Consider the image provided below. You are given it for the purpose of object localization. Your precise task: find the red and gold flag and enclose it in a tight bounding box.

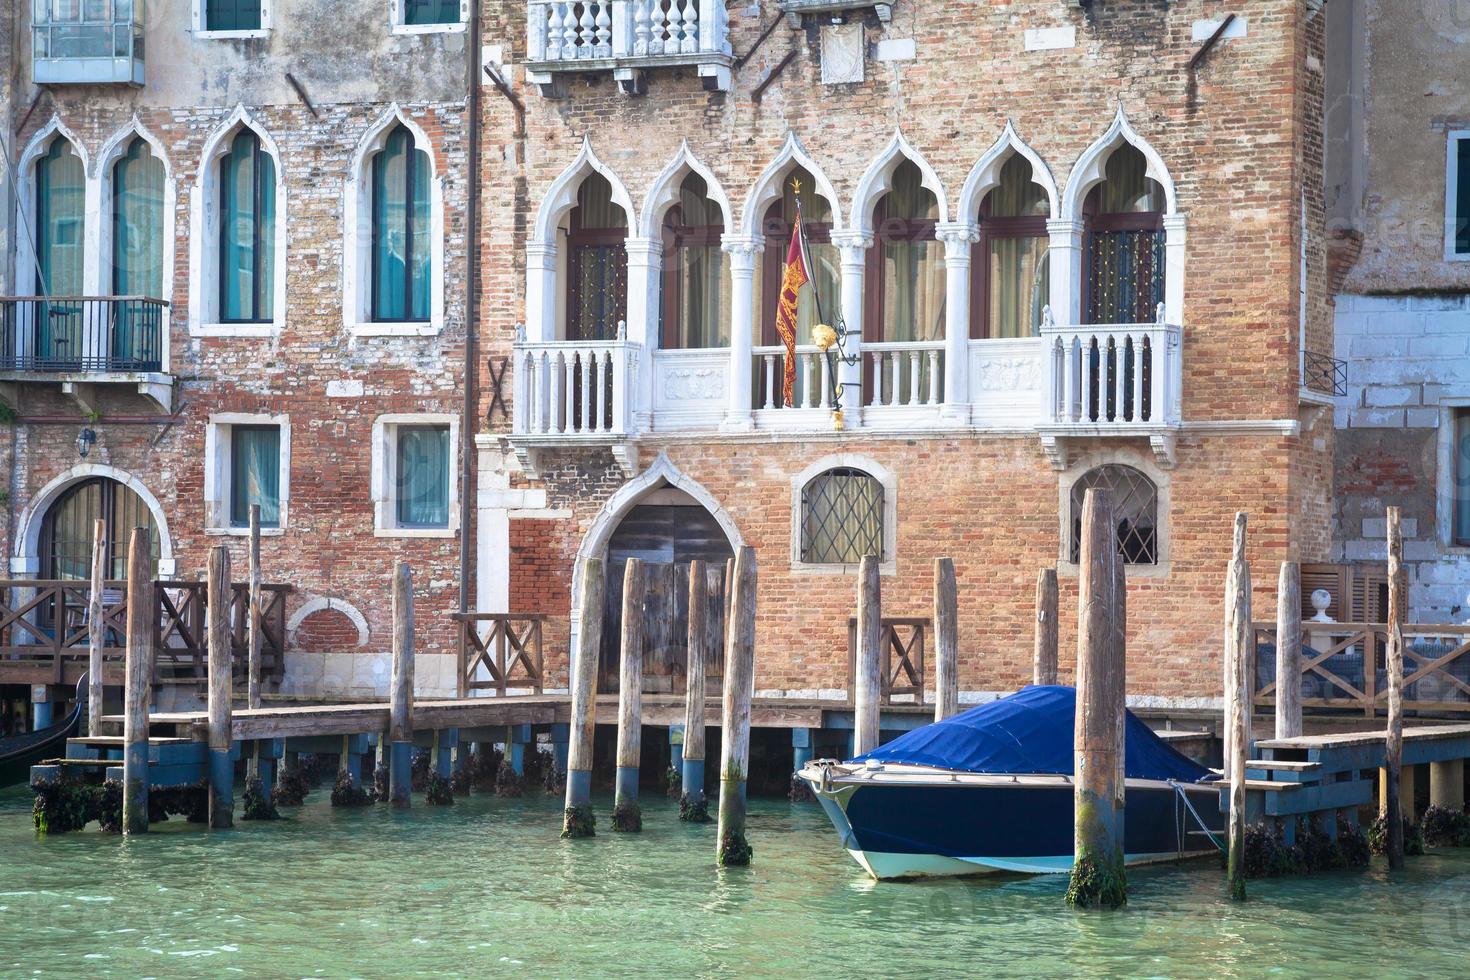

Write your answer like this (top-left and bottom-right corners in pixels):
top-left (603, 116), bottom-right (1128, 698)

top-left (773, 212), bottom-right (811, 407)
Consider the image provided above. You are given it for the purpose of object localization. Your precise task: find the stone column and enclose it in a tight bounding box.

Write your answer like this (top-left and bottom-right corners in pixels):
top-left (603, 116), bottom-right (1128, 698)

top-left (524, 242), bottom-right (558, 343)
top-left (721, 235), bottom-right (761, 430)
top-left (935, 222), bottom-right (978, 419)
top-left (1162, 215), bottom-right (1188, 325)
top-left (832, 232), bottom-right (872, 421)
top-left (1046, 219), bottom-right (1085, 327)
top-left (624, 236), bottom-right (662, 433)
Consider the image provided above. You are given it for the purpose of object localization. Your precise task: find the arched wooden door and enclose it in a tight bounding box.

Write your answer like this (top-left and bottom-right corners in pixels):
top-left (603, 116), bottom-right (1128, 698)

top-left (39, 477), bottom-right (159, 581)
top-left (599, 501), bottom-right (733, 694)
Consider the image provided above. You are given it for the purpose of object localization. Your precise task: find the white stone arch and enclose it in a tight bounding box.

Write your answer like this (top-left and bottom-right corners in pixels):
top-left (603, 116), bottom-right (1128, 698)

top-left (739, 131), bottom-right (845, 238)
top-left (530, 137), bottom-right (636, 245)
top-left (849, 129), bottom-right (950, 235)
top-left (957, 120), bottom-right (1060, 223)
top-left (1061, 106), bottom-right (1179, 219)
top-left (343, 104), bottom-right (447, 338)
top-left (188, 104), bottom-right (289, 337)
top-left (637, 140), bottom-right (734, 239)
top-left (286, 596), bottom-right (371, 649)
top-left (14, 116), bottom-right (92, 302)
top-left (567, 453), bottom-right (745, 653)
top-left (12, 463), bottom-right (176, 577)
top-left (789, 454), bottom-right (899, 575)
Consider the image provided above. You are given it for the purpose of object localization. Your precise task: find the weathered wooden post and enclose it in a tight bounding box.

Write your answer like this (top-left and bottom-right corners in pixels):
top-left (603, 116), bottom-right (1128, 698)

top-left (122, 527), bottom-right (152, 836)
top-left (87, 518), bottom-right (106, 737)
top-left (207, 545), bottom-right (234, 829)
top-left (1066, 488), bottom-right (1126, 909)
top-left (1385, 506), bottom-right (1407, 871)
top-left (1225, 513), bottom-right (1252, 902)
top-left (854, 553), bottom-right (882, 756)
top-left (389, 561), bottom-right (414, 807)
top-left (1034, 568), bottom-right (1059, 686)
top-left (681, 559), bottom-right (710, 821)
top-left (934, 557), bottom-right (958, 721)
top-left (717, 545), bottom-right (756, 866)
top-left (563, 556), bottom-right (604, 837)
top-left (1275, 561), bottom-right (1302, 740)
top-left (248, 503), bottom-right (263, 710)
top-left (613, 557), bottom-right (645, 832)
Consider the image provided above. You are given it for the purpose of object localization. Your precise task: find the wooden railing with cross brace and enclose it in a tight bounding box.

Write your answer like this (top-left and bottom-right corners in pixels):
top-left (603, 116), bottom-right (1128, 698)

top-left (847, 616), bottom-right (928, 706)
top-left (1253, 621), bottom-right (1470, 717)
top-left (452, 613), bottom-right (547, 698)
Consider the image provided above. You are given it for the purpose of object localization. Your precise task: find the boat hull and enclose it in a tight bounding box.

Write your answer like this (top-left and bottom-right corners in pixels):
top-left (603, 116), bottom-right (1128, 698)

top-left (803, 767), bottom-right (1223, 880)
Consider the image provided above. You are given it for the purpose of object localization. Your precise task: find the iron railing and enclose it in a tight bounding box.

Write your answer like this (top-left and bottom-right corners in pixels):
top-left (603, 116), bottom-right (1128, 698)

top-left (1303, 348), bottom-right (1347, 397)
top-left (0, 297), bottom-right (166, 373)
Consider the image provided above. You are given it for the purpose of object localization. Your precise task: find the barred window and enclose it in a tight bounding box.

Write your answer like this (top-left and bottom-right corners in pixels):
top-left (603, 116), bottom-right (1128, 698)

top-left (1069, 464), bottom-right (1158, 565)
top-left (800, 468), bottom-right (884, 564)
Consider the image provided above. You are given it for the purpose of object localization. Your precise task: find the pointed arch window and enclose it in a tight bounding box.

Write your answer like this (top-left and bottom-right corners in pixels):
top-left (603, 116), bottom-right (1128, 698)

top-left (565, 174), bottom-right (628, 341)
top-left (1084, 146), bottom-right (1165, 325)
top-left (112, 137), bottom-right (166, 299)
top-left (659, 172), bottom-right (729, 349)
top-left (35, 139), bottom-right (85, 297)
top-left (218, 129), bottom-right (276, 324)
top-left (370, 125), bottom-right (431, 323)
top-left (756, 169), bottom-right (839, 406)
top-left (972, 154), bottom-right (1050, 339)
top-left (868, 160), bottom-right (944, 345)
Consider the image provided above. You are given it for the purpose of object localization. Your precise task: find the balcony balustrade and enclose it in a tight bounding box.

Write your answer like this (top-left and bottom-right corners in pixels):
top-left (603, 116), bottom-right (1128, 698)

top-left (524, 0), bottom-right (733, 95)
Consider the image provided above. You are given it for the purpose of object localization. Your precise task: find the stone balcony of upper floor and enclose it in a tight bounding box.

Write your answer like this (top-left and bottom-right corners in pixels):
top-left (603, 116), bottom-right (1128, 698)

top-left (31, 1), bottom-right (145, 86)
top-left (0, 297), bottom-right (174, 414)
top-left (523, 0), bottom-right (734, 96)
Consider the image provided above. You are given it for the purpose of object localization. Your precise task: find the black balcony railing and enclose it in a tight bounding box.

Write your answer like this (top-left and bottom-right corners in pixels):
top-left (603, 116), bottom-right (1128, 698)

top-left (1303, 348), bottom-right (1347, 397)
top-left (0, 297), bottom-right (166, 373)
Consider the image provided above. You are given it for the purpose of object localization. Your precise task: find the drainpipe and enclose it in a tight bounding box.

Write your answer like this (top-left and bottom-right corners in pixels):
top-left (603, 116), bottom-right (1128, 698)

top-left (459, 0), bottom-right (483, 616)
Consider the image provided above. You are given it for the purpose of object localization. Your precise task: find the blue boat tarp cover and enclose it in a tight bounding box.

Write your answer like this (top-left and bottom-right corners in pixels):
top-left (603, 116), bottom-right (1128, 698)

top-left (854, 685), bottom-right (1215, 783)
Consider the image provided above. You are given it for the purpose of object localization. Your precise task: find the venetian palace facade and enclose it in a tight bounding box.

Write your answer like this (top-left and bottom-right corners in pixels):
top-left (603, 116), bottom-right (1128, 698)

top-left (1, 0), bottom-right (1337, 724)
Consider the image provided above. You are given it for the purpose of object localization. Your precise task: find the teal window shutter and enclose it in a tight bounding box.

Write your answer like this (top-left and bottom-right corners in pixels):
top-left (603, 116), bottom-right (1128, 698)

top-left (231, 425), bottom-right (281, 528)
top-left (404, 0), bottom-right (460, 26)
top-left (206, 0), bottom-right (263, 32)
top-left (371, 125), bottom-right (431, 322)
top-left (395, 426), bottom-right (450, 528)
top-left (219, 130), bottom-right (275, 322)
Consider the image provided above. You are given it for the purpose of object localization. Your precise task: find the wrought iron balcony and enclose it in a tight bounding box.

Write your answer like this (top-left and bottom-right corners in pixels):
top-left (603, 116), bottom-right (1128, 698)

top-left (1302, 348), bottom-right (1347, 398)
top-left (524, 1), bottom-right (733, 96)
top-left (0, 297), bottom-right (172, 412)
top-left (32, 0), bottom-right (145, 86)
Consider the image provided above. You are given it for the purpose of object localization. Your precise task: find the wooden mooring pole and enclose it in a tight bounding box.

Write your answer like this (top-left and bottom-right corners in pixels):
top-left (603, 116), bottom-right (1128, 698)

top-left (613, 558), bottom-right (645, 832)
top-left (563, 557), bottom-right (604, 837)
top-left (87, 518), bottom-right (106, 737)
top-left (207, 545), bottom-right (234, 829)
top-left (1385, 507), bottom-right (1407, 871)
top-left (717, 545), bottom-right (756, 866)
top-left (1034, 567), bottom-right (1059, 686)
top-left (1066, 488), bottom-right (1126, 909)
top-left (853, 554), bottom-right (882, 757)
top-left (933, 558), bottom-right (958, 722)
top-left (1225, 513), bottom-right (1252, 902)
top-left (248, 503), bottom-right (263, 711)
top-left (122, 527), bottom-right (152, 836)
top-left (1275, 561), bottom-right (1302, 740)
top-left (681, 559), bottom-right (710, 819)
top-left (388, 562), bottom-right (414, 807)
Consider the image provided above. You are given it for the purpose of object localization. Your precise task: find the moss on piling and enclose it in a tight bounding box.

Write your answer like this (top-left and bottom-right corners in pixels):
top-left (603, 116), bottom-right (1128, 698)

top-left (611, 799), bottom-right (642, 832)
top-left (788, 772), bottom-right (816, 804)
top-left (678, 793), bottom-right (710, 823)
top-left (241, 775), bottom-right (280, 821)
top-left (331, 771), bottom-right (374, 807)
top-left (31, 783), bottom-right (99, 834)
top-left (664, 765), bottom-right (681, 799)
top-left (1065, 851), bottom-right (1128, 909)
top-left (1421, 805), bottom-right (1470, 847)
top-left (1337, 817), bottom-right (1371, 867)
top-left (373, 764), bottom-right (390, 803)
top-left (543, 762), bottom-right (566, 796)
top-left (562, 803), bottom-right (596, 838)
top-left (495, 758), bottom-right (525, 797)
top-left (274, 763), bottom-right (308, 806)
top-left (471, 747), bottom-right (504, 792)
top-left (717, 830), bottom-right (753, 867)
top-left (425, 771), bottom-right (454, 806)
top-left (450, 763), bottom-right (473, 796)
top-left (1369, 813), bottom-right (1425, 857)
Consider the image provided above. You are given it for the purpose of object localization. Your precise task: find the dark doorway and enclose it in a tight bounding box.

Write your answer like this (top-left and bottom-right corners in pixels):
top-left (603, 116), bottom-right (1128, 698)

top-left (39, 477), bottom-right (159, 581)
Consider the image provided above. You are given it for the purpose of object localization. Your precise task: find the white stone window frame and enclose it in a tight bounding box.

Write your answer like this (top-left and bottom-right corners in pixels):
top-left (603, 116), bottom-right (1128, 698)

top-left (343, 105), bottom-right (447, 338)
top-left (1056, 448), bottom-right (1171, 580)
top-left (192, 0), bottom-right (273, 39)
top-left (789, 454), bottom-right (898, 576)
top-left (204, 412), bottom-right (291, 536)
top-left (390, 0), bottom-right (469, 35)
top-left (1444, 129), bottom-right (1470, 263)
top-left (371, 413), bottom-right (460, 538)
top-left (188, 105), bottom-right (289, 339)
top-left (1436, 399), bottom-right (1470, 553)
top-left (14, 117), bottom-right (93, 304)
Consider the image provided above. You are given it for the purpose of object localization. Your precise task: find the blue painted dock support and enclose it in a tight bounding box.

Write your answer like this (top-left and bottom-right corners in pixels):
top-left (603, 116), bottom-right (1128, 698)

top-left (550, 723), bottom-right (569, 776)
top-left (436, 729), bottom-right (457, 779)
top-left (509, 724), bottom-right (532, 776)
top-left (31, 687), bottom-right (53, 731)
top-left (669, 724), bottom-right (685, 777)
top-left (792, 728), bottom-right (814, 771)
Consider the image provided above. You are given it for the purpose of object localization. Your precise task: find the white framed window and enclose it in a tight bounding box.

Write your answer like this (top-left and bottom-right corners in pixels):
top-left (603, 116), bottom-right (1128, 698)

top-left (1445, 130), bottom-right (1470, 262)
top-left (391, 0), bottom-right (468, 34)
top-left (193, 0), bottom-right (272, 39)
top-left (789, 455), bottom-right (897, 574)
top-left (371, 414), bottom-right (460, 537)
top-left (1436, 401), bottom-right (1470, 552)
top-left (1056, 449), bottom-right (1171, 578)
top-left (204, 414), bottom-right (291, 535)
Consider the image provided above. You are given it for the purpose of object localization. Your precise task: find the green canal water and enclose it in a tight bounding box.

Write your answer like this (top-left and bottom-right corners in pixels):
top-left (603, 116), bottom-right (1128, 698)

top-left (3, 785), bottom-right (1469, 978)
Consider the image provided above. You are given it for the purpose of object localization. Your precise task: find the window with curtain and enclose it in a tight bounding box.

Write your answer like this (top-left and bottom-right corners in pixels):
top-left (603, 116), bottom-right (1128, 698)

top-left (404, 0), bottom-right (460, 25)
top-left (1084, 146), bottom-right (1165, 325)
top-left (1069, 464), bottom-right (1159, 565)
top-left (660, 173), bottom-right (729, 349)
top-left (113, 137), bottom-right (165, 298)
top-left (566, 174), bottom-right (628, 342)
top-left (35, 138), bottom-right (85, 297)
top-left (206, 0), bottom-right (263, 31)
top-left (371, 125), bottom-right (431, 322)
top-left (230, 425), bottom-right (281, 528)
top-left (395, 425), bottom-right (450, 528)
top-left (973, 154), bottom-right (1050, 339)
top-left (219, 129), bottom-right (276, 323)
top-left (1455, 409), bottom-right (1470, 546)
top-left (758, 168), bottom-right (839, 406)
top-left (870, 160), bottom-right (944, 344)
top-left (800, 468), bottom-right (884, 565)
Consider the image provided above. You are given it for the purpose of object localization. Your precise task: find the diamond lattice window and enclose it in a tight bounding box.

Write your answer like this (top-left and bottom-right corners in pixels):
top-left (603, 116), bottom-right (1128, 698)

top-left (801, 468), bottom-right (884, 565)
top-left (1069, 464), bottom-right (1159, 565)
